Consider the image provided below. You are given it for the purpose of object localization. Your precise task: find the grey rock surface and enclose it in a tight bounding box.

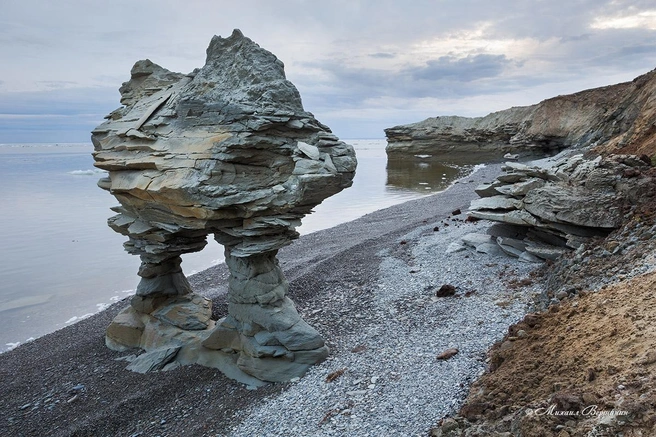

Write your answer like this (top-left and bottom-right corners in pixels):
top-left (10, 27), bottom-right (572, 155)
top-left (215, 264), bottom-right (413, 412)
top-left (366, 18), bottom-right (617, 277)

top-left (466, 153), bottom-right (653, 262)
top-left (92, 30), bottom-right (356, 382)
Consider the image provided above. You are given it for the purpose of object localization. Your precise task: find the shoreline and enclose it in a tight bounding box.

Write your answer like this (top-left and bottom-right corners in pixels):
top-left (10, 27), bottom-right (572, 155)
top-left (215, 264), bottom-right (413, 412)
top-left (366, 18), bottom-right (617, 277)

top-left (0, 162), bottom-right (544, 436)
top-left (0, 159), bottom-right (484, 354)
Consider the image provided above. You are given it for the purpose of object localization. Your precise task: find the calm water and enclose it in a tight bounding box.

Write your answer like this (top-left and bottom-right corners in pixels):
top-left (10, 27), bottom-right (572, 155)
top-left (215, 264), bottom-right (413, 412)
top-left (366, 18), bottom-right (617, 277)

top-left (0, 139), bottom-right (477, 351)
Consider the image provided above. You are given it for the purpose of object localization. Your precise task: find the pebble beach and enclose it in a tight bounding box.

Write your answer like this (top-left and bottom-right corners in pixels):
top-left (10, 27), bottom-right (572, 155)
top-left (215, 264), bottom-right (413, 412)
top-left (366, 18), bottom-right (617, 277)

top-left (0, 163), bottom-right (544, 436)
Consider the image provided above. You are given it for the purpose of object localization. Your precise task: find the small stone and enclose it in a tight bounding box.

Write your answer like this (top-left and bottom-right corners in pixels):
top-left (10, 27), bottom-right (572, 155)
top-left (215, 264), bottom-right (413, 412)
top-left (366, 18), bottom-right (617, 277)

top-left (517, 330), bottom-right (527, 338)
top-left (436, 348), bottom-right (459, 360)
top-left (445, 242), bottom-right (466, 254)
top-left (441, 417), bottom-right (460, 432)
top-left (556, 290), bottom-right (569, 300)
top-left (325, 368), bottom-right (346, 383)
top-left (435, 284), bottom-right (456, 297)
top-left (451, 208), bottom-right (461, 216)
top-left (126, 347), bottom-right (181, 373)
top-left (638, 351), bottom-right (656, 365)
top-left (523, 313), bottom-right (540, 327)
top-left (297, 141), bottom-right (321, 160)
top-left (461, 233), bottom-right (492, 248)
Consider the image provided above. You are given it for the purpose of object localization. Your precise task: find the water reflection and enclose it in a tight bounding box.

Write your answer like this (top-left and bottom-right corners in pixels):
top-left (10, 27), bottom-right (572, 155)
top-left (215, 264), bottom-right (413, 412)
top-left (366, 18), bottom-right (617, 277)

top-left (386, 156), bottom-right (470, 193)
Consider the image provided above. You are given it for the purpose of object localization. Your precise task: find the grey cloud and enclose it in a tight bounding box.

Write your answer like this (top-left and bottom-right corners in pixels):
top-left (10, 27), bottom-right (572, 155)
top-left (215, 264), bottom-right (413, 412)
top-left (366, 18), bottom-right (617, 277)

top-left (298, 53), bottom-right (515, 110)
top-left (37, 81), bottom-right (80, 89)
top-left (589, 43), bottom-right (656, 69)
top-left (410, 54), bottom-right (511, 82)
top-left (369, 53), bottom-right (396, 59)
top-left (560, 34), bottom-right (592, 43)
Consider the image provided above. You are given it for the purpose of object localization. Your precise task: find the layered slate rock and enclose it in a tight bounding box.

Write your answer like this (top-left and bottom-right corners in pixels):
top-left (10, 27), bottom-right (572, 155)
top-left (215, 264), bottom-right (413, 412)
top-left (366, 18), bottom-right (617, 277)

top-left (92, 30), bottom-right (356, 383)
top-left (465, 154), bottom-right (653, 261)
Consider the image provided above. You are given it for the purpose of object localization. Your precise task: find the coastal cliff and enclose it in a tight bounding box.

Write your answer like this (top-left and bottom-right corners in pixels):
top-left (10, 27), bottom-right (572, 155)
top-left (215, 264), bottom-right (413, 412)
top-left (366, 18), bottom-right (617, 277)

top-left (385, 68), bottom-right (656, 160)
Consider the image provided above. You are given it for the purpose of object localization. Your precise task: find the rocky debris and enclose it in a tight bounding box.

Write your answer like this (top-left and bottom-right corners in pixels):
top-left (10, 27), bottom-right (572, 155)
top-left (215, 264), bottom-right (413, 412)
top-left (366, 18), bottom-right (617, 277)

top-left (92, 30), bottom-right (356, 383)
top-left (463, 154), bottom-right (653, 262)
top-left (436, 348), bottom-right (459, 360)
top-left (385, 68), bottom-right (656, 160)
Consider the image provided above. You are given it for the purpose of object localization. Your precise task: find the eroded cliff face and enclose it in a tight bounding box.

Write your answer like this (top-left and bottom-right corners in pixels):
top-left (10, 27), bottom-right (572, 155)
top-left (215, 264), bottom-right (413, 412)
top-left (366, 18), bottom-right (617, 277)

top-left (385, 68), bottom-right (656, 160)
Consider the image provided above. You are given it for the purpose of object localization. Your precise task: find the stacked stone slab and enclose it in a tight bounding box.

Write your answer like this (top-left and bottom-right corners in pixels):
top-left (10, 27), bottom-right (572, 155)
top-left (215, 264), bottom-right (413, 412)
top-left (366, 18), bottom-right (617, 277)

top-left (466, 154), bottom-right (653, 261)
top-left (92, 30), bottom-right (356, 383)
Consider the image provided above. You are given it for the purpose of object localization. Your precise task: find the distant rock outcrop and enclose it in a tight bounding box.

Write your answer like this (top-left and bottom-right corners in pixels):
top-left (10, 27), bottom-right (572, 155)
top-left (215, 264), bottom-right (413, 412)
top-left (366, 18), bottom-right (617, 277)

top-left (385, 69), bottom-right (656, 160)
top-left (92, 30), bottom-right (356, 383)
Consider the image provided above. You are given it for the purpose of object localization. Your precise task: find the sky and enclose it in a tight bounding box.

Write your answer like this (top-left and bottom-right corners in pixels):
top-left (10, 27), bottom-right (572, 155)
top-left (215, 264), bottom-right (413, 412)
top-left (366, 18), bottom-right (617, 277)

top-left (1, 0), bottom-right (655, 142)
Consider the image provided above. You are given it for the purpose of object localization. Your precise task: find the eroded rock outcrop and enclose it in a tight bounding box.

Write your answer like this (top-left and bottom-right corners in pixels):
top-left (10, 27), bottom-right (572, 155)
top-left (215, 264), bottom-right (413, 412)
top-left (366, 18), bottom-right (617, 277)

top-left (91, 30), bottom-right (356, 383)
top-left (463, 154), bottom-right (653, 262)
top-left (385, 68), bottom-right (656, 160)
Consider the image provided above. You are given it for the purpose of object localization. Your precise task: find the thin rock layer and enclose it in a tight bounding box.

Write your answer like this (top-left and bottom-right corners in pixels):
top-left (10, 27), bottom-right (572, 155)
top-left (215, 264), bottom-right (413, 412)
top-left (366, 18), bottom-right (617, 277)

top-left (92, 29), bottom-right (356, 383)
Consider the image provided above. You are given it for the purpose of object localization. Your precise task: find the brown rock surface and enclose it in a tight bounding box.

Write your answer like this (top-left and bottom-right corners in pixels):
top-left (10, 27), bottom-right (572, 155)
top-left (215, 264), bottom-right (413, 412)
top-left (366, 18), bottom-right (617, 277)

top-left (437, 272), bottom-right (656, 436)
top-left (386, 68), bottom-right (656, 161)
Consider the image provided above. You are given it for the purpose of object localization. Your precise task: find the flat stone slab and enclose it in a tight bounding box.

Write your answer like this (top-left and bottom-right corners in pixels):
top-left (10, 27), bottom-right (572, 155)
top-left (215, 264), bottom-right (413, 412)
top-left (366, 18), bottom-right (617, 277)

top-left (469, 196), bottom-right (522, 211)
top-left (126, 347), bottom-right (181, 373)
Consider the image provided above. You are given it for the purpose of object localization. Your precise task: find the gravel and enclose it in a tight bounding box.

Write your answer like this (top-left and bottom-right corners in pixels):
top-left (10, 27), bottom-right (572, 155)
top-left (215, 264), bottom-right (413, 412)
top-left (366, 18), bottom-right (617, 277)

top-left (225, 217), bottom-right (542, 436)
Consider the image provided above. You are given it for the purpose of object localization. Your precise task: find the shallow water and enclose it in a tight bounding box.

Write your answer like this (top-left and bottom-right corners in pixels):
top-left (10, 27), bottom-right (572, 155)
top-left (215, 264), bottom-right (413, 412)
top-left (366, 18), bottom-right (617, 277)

top-left (0, 139), bottom-right (476, 351)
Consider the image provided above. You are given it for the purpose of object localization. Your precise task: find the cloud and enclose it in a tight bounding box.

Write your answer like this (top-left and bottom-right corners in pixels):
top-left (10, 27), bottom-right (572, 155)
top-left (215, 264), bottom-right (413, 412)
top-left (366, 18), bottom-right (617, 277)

top-left (36, 81), bottom-right (80, 89)
top-left (369, 53), bottom-right (396, 59)
top-left (409, 54), bottom-right (511, 82)
top-left (592, 10), bottom-right (656, 30)
top-left (560, 34), bottom-right (592, 43)
top-left (2, 0), bottom-right (656, 141)
top-left (297, 53), bottom-right (516, 111)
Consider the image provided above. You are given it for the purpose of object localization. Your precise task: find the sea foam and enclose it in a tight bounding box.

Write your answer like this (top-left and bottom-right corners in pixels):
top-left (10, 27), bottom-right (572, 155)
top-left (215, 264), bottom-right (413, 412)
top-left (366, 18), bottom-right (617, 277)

top-left (68, 169), bottom-right (107, 176)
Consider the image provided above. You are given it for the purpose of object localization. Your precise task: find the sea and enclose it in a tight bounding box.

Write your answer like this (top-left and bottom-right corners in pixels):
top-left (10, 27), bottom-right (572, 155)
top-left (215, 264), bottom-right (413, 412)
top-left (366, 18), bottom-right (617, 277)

top-left (0, 139), bottom-right (481, 352)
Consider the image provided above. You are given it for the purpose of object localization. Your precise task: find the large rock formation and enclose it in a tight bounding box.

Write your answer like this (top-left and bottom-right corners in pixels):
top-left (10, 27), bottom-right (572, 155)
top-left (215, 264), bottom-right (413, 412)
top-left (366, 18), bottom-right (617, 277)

top-left (385, 69), bottom-right (656, 160)
top-left (463, 154), bottom-right (653, 262)
top-left (91, 30), bottom-right (356, 383)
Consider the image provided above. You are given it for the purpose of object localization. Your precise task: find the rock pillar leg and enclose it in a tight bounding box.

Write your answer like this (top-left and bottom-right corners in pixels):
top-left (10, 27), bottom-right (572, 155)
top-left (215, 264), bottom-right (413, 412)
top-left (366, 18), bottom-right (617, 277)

top-left (105, 234), bottom-right (213, 352)
top-left (134, 254), bottom-right (192, 298)
top-left (202, 247), bottom-right (329, 382)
